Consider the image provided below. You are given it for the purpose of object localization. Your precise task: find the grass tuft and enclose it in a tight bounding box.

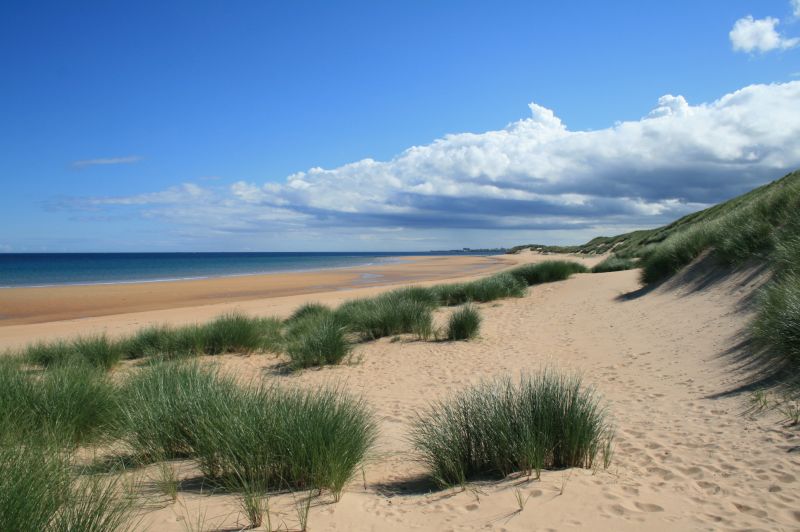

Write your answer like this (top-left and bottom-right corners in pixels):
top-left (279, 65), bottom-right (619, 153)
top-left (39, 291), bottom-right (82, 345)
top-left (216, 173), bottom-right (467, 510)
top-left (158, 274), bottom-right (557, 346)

top-left (753, 272), bottom-right (800, 367)
top-left (508, 261), bottom-right (588, 285)
top-left (0, 360), bottom-right (117, 446)
top-left (285, 313), bottom-right (351, 368)
top-left (26, 335), bottom-right (122, 370)
top-left (288, 302), bottom-right (334, 323)
top-left (122, 325), bottom-right (206, 360)
top-left (411, 370), bottom-right (613, 487)
top-left (116, 361), bottom-right (237, 461)
top-left (117, 361), bottom-right (376, 498)
top-left (190, 383), bottom-right (377, 498)
top-left (0, 442), bottom-right (136, 532)
top-left (336, 289), bottom-right (435, 341)
top-left (446, 304), bottom-right (481, 341)
top-left (432, 272), bottom-right (527, 306)
top-left (591, 256), bottom-right (637, 273)
top-left (202, 312), bottom-right (283, 355)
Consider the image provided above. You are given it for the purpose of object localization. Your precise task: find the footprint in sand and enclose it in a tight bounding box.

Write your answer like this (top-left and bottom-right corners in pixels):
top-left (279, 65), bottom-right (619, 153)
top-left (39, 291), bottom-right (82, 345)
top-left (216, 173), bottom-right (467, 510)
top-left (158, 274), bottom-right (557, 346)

top-left (634, 502), bottom-right (664, 512)
top-left (733, 502), bottom-right (768, 519)
top-left (696, 480), bottom-right (721, 494)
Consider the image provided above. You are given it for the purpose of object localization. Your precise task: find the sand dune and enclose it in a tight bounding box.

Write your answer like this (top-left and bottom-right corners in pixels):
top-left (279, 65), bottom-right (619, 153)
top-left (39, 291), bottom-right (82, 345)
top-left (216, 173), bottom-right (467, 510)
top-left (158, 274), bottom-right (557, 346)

top-left (2, 254), bottom-right (798, 531)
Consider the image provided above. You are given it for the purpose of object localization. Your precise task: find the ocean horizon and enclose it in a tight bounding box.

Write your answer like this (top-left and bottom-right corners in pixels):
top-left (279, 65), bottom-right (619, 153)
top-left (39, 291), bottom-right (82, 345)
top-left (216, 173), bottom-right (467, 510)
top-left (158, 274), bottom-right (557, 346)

top-left (0, 251), bottom-right (501, 288)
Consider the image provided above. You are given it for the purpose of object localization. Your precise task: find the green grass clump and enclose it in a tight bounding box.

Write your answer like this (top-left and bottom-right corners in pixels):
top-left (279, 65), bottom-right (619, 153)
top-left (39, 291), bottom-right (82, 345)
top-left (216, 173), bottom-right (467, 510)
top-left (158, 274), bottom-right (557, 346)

top-left (591, 256), bottom-right (637, 273)
top-left (21, 313), bottom-right (283, 369)
top-left (0, 442), bottom-right (68, 531)
top-left (122, 314), bottom-right (284, 360)
top-left (412, 371), bottom-right (613, 487)
top-left (122, 325), bottom-right (206, 360)
top-left (753, 235), bottom-right (800, 367)
top-left (116, 361), bottom-right (236, 460)
top-left (509, 261), bottom-right (588, 285)
top-left (191, 384), bottom-right (376, 499)
top-left (287, 302), bottom-right (334, 323)
top-left (26, 335), bottom-right (122, 370)
top-left (433, 272), bottom-right (527, 306)
top-left (446, 304), bottom-right (481, 341)
top-left (117, 362), bottom-right (376, 499)
top-left (754, 274), bottom-right (800, 366)
top-left (640, 224), bottom-right (710, 284)
top-left (0, 360), bottom-right (117, 446)
top-left (0, 443), bottom-right (136, 532)
top-left (202, 312), bottom-right (283, 355)
top-left (285, 313), bottom-right (351, 368)
top-left (336, 289), bottom-right (434, 340)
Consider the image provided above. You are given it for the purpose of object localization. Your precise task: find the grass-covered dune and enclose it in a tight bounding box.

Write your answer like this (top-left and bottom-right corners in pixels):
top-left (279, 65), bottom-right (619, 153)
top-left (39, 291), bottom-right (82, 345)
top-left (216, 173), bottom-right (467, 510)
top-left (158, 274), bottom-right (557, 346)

top-left (511, 169), bottom-right (800, 374)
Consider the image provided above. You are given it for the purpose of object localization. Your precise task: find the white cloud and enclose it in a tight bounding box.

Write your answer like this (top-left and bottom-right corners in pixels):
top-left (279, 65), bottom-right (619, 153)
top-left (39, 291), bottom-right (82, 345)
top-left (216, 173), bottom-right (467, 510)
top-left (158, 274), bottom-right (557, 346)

top-left (729, 15), bottom-right (799, 53)
top-left (793, 0), bottom-right (800, 17)
top-left (86, 183), bottom-right (207, 206)
top-left (62, 82), bottom-right (800, 248)
top-left (72, 155), bottom-right (142, 168)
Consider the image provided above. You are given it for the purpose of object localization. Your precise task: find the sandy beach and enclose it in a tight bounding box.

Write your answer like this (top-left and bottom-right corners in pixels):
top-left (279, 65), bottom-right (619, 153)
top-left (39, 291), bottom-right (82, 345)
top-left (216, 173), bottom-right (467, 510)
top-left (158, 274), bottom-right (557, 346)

top-left (0, 254), bottom-right (515, 327)
top-left (1, 252), bottom-right (798, 531)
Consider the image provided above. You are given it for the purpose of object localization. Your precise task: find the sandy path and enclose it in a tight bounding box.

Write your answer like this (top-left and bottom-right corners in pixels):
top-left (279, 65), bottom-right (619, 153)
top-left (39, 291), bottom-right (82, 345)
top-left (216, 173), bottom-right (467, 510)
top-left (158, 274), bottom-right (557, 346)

top-left (135, 264), bottom-right (799, 531)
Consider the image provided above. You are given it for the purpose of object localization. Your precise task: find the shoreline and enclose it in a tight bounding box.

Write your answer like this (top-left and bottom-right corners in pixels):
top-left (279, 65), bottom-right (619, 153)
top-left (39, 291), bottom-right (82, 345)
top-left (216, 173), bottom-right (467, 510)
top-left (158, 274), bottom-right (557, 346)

top-left (0, 256), bottom-right (406, 289)
top-left (0, 253), bottom-right (525, 333)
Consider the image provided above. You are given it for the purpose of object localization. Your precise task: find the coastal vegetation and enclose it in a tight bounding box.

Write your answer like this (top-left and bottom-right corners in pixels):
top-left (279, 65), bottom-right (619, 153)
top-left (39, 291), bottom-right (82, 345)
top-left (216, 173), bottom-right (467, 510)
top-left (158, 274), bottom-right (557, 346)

top-left (119, 362), bottom-right (376, 499)
top-left (0, 257), bottom-right (595, 528)
top-left (512, 170), bottom-right (800, 378)
top-left (0, 442), bottom-right (136, 532)
top-left (446, 304), bottom-right (482, 341)
top-left (10, 259), bottom-right (589, 372)
top-left (285, 311), bottom-right (352, 368)
top-left (411, 371), bottom-right (613, 487)
top-left (0, 358), bottom-right (117, 446)
top-left (508, 260), bottom-right (588, 284)
top-left (590, 256), bottom-right (637, 273)
top-left (335, 289), bottom-right (435, 341)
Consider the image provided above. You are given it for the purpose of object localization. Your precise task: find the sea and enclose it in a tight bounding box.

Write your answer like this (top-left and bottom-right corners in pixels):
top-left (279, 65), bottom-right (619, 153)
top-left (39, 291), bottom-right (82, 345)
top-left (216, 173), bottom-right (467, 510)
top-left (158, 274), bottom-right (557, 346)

top-left (0, 251), bottom-right (501, 288)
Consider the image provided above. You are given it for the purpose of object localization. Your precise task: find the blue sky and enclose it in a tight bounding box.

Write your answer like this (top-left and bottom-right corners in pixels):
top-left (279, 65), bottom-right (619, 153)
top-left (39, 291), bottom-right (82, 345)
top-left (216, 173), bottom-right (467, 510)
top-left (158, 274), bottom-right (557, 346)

top-left (1, 1), bottom-right (800, 251)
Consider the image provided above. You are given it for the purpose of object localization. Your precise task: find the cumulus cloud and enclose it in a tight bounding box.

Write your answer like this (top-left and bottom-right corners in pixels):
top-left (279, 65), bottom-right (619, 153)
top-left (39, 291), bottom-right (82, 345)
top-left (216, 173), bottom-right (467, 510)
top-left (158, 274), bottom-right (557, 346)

top-left (72, 155), bottom-right (142, 168)
top-left (729, 15), bottom-right (799, 53)
top-left (61, 82), bottom-right (800, 248)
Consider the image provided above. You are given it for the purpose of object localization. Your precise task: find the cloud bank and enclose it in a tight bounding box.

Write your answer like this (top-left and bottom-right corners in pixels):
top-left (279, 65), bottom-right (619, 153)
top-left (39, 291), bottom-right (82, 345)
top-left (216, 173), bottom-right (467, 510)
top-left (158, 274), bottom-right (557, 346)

top-left (64, 82), bottom-right (800, 249)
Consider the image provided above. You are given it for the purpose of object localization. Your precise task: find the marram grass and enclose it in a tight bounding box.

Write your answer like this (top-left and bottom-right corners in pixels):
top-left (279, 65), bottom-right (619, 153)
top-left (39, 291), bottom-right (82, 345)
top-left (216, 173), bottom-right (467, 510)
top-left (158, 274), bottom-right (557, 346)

top-left (432, 272), bottom-right (527, 306)
top-left (446, 304), bottom-right (481, 341)
top-left (591, 255), bottom-right (637, 273)
top-left (117, 361), bottom-right (376, 499)
top-left (412, 370), bottom-right (613, 487)
top-left (336, 289), bottom-right (434, 341)
top-left (21, 312), bottom-right (284, 370)
top-left (508, 260), bottom-right (588, 285)
top-left (0, 359), bottom-right (118, 446)
top-left (0, 442), bottom-right (136, 532)
top-left (285, 312), bottom-right (351, 368)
